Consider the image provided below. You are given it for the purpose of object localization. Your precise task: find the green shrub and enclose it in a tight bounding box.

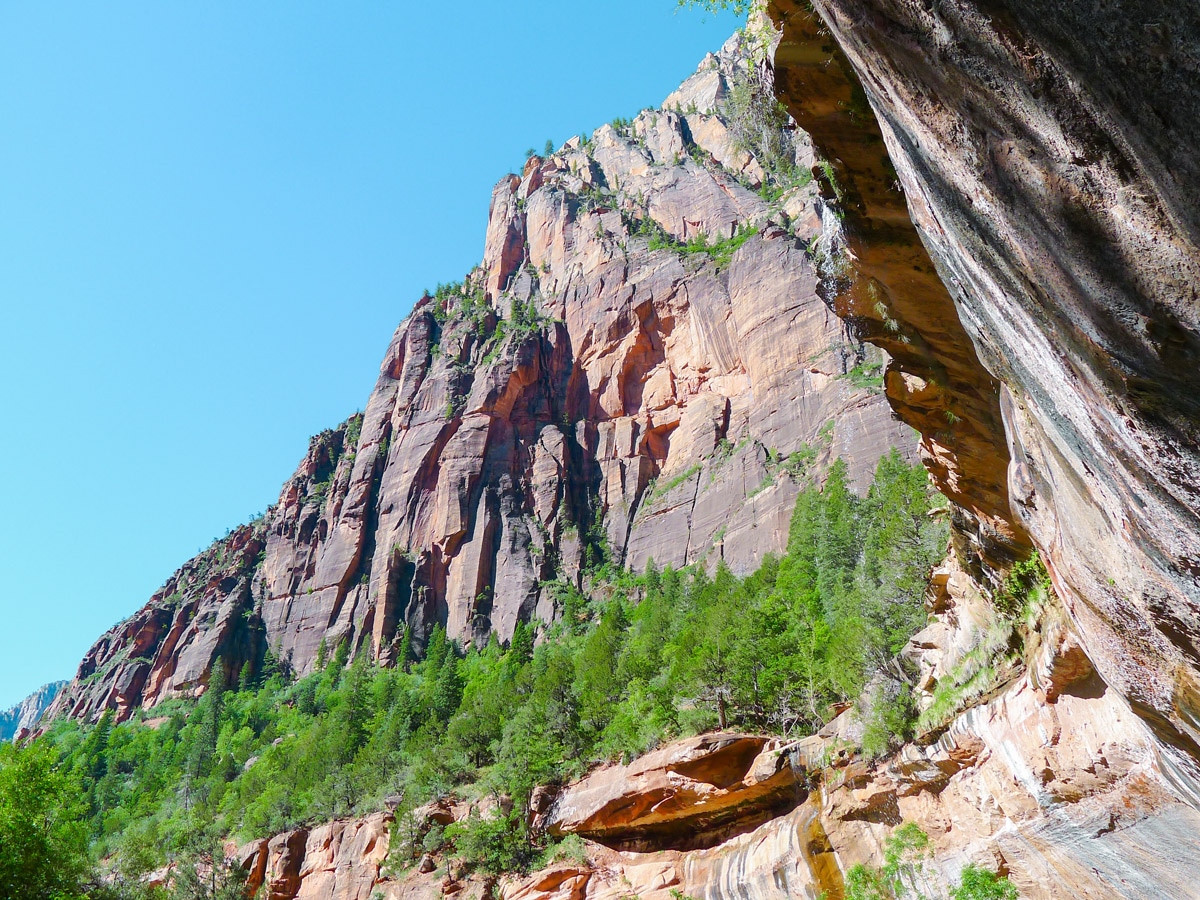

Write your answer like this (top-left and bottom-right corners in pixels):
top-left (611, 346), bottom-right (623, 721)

top-left (844, 822), bottom-right (933, 900)
top-left (845, 361), bottom-right (884, 390)
top-left (421, 823), bottom-right (445, 854)
top-left (722, 66), bottom-right (797, 185)
top-left (446, 810), bottom-right (533, 875)
top-left (642, 222), bottom-right (759, 273)
top-left (845, 824), bottom-right (1019, 900)
top-left (860, 678), bottom-right (916, 758)
top-left (0, 742), bottom-right (91, 900)
top-left (951, 864), bottom-right (1019, 900)
top-left (538, 833), bottom-right (589, 869)
top-left (993, 554), bottom-right (1051, 619)
top-left (677, 0), bottom-right (756, 14)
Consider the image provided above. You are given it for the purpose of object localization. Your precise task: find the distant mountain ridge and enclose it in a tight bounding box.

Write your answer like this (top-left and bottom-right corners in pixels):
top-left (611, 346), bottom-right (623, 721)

top-left (0, 680), bottom-right (66, 741)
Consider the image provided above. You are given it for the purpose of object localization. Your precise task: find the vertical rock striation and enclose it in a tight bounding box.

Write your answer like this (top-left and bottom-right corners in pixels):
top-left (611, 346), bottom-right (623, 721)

top-left (766, 0), bottom-right (1200, 789)
top-left (47, 34), bottom-right (916, 724)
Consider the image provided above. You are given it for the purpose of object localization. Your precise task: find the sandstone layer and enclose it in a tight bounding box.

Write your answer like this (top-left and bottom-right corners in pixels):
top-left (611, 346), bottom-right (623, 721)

top-left (765, 0), bottom-right (1200, 794)
top-left (544, 733), bottom-right (804, 851)
top-left (47, 35), bottom-right (914, 724)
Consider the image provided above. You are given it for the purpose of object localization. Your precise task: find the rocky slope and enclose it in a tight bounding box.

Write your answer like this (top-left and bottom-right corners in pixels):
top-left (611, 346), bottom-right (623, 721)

top-left (0, 680), bottom-right (65, 742)
top-left (218, 8), bottom-right (1200, 899)
top-left (46, 35), bottom-right (914, 725)
top-left (765, 0), bottom-right (1200, 799)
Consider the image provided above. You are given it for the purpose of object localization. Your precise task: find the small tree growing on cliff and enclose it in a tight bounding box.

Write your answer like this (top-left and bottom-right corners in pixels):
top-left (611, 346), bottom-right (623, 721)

top-left (170, 829), bottom-right (253, 900)
top-left (678, 0), bottom-right (756, 15)
top-left (950, 865), bottom-right (1019, 900)
top-left (844, 823), bottom-right (1020, 900)
top-left (724, 65), bottom-right (798, 184)
top-left (844, 822), bottom-right (934, 900)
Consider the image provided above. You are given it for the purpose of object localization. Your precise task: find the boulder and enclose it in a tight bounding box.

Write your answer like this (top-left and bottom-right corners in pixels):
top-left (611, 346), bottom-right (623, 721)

top-left (546, 733), bottom-right (805, 851)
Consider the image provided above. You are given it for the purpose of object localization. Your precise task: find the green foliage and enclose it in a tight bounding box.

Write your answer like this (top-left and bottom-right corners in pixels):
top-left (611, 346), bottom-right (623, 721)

top-left (343, 414), bottom-right (363, 454)
top-left (950, 865), bottom-right (1019, 900)
top-left (429, 279), bottom-right (492, 334)
top-left (538, 832), bottom-right (588, 869)
top-left (168, 831), bottom-right (253, 900)
top-left (817, 157), bottom-right (845, 203)
top-left (446, 810), bottom-right (533, 875)
top-left (845, 360), bottom-right (884, 390)
top-left (992, 553), bottom-right (1051, 620)
top-left (643, 221), bottom-right (759, 273)
top-left (677, 0), bottom-right (756, 16)
top-left (306, 478), bottom-right (332, 510)
top-left (846, 823), bottom-right (1020, 900)
top-left (0, 742), bottom-right (91, 900)
top-left (845, 822), bottom-right (934, 900)
top-left (916, 617), bottom-right (1015, 734)
top-left (845, 864), bottom-right (894, 900)
top-left (507, 296), bottom-right (551, 337)
top-left (917, 553), bottom-right (1053, 734)
top-left (860, 677), bottom-right (916, 758)
top-left (643, 464), bottom-right (702, 506)
top-left (722, 65), bottom-right (797, 185)
top-left (642, 450), bottom-right (944, 737)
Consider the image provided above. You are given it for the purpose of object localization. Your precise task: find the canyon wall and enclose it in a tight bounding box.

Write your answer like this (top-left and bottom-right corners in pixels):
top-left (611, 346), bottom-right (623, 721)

top-left (765, 0), bottom-right (1200, 796)
top-left (46, 35), bottom-right (914, 724)
top-left (43, 6), bottom-right (1200, 896)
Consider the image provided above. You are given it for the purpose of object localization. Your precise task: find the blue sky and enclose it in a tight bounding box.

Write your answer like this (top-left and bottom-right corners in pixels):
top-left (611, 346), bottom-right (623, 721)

top-left (0, 2), bottom-right (741, 709)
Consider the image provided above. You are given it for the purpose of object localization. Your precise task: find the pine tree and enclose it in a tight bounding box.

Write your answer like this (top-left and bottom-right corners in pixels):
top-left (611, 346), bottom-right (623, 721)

top-left (509, 621), bottom-right (534, 666)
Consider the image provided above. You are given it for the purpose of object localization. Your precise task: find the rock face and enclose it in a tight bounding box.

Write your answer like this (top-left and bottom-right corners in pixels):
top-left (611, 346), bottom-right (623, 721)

top-left (765, 0), bottom-right (1200, 794)
top-left (46, 34), bottom-right (915, 724)
top-left (545, 733), bottom-right (804, 851)
top-left (0, 680), bottom-right (65, 741)
top-left (43, 6), bottom-right (1200, 894)
top-left (238, 815), bottom-right (390, 900)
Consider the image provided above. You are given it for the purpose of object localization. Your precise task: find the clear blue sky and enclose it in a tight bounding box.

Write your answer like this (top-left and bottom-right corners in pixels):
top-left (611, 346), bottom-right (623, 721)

top-left (0, 2), bottom-right (741, 709)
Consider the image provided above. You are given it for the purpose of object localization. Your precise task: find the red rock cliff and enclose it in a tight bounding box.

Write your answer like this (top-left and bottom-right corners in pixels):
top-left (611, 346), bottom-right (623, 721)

top-left (765, 0), bottom-right (1200, 796)
top-left (48, 35), bottom-right (916, 723)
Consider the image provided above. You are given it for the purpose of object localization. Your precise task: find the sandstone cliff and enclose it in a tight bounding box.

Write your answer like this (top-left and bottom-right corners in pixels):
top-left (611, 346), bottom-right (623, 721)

top-left (765, 0), bottom-right (1200, 802)
top-left (47, 34), bottom-right (914, 724)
